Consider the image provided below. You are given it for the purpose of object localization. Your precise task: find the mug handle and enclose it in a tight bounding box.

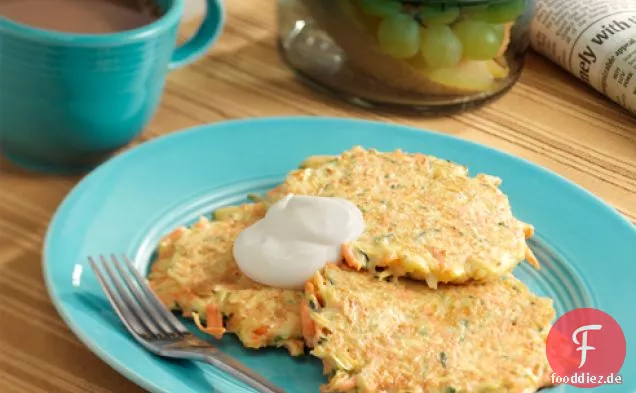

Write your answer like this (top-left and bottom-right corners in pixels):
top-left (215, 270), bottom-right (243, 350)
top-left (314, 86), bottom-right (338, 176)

top-left (169, 0), bottom-right (224, 70)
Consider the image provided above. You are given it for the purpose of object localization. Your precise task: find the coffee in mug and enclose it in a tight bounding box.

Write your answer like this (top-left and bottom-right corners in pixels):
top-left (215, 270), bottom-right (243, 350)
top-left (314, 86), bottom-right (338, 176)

top-left (0, 0), bottom-right (160, 34)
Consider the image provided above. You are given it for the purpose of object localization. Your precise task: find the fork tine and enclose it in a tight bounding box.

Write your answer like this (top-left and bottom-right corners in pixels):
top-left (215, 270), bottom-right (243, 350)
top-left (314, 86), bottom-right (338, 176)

top-left (111, 254), bottom-right (176, 337)
top-left (98, 255), bottom-right (163, 339)
top-left (121, 254), bottom-right (189, 335)
top-left (89, 256), bottom-right (149, 339)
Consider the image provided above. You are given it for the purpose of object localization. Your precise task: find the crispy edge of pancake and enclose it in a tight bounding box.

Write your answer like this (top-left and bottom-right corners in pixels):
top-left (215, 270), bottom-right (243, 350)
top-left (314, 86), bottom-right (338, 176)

top-left (267, 146), bottom-right (539, 288)
top-left (301, 264), bottom-right (555, 393)
top-left (148, 202), bottom-right (305, 356)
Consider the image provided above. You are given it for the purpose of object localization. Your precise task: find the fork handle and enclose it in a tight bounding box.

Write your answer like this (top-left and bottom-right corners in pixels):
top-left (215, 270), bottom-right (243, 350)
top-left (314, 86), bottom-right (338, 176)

top-left (199, 352), bottom-right (287, 393)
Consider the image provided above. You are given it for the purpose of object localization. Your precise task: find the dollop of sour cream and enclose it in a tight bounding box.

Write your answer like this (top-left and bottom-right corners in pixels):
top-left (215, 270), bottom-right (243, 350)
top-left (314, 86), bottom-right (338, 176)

top-left (233, 194), bottom-right (365, 289)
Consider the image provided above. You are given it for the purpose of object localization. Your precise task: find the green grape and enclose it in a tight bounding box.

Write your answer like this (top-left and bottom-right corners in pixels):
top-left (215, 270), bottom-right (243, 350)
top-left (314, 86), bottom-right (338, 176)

top-left (482, 0), bottom-right (525, 23)
top-left (377, 14), bottom-right (421, 59)
top-left (492, 24), bottom-right (506, 38)
top-left (358, 0), bottom-right (402, 17)
top-left (492, 23), bottom-right (504, 32)
top-left (461, 4), bottom-right (489, 19)
top-left (419, 5), bottom-right (460, 26)
top-left (452, 20), bottom-right (503, 60)
top-left (420, 25), bottom-right (463, 68)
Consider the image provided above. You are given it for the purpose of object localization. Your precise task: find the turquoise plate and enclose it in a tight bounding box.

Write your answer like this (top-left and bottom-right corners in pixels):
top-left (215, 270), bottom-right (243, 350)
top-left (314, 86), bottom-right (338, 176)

top-left (44, 117), bottom-right (636, 393)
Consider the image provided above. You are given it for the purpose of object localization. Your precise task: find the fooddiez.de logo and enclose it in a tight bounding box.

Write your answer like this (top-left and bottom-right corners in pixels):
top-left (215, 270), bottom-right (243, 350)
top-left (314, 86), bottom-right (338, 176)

top-left (546, 308), bottom-right (626, 388)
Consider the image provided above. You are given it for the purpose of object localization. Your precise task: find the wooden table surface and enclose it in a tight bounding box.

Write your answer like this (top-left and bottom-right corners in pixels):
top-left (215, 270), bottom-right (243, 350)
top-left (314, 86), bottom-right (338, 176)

top-left (0, 1), bottom-right (634, 392)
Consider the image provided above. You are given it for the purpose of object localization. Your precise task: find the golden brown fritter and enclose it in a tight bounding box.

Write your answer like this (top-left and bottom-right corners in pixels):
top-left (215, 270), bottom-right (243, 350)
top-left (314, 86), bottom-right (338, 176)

top-left (148, 202), bottom-right (305, 355)
top-left (269, 146), bottom-right (538, 288)
top-left (302, 264), bottom-right (555, 393)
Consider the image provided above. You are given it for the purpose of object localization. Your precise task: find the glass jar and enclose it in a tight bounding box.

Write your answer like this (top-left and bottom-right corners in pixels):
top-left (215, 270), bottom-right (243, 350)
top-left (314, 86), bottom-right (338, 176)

top-left (278, 0), bottom-right (536, 114)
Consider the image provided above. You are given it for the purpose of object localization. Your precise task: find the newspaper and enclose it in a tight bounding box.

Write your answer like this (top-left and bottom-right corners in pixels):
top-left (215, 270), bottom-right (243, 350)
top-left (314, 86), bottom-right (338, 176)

top-left (530, 0), bottom-right (636, 114)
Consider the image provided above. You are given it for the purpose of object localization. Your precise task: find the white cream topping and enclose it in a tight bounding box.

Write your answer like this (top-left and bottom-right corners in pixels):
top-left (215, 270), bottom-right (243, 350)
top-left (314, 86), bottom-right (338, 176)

top-left (233, 194), bottom-right (365, 289)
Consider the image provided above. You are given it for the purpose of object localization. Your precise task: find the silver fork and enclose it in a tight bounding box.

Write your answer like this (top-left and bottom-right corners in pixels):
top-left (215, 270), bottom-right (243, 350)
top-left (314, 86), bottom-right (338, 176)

top-left (89, 254), bottom-right (286, 393)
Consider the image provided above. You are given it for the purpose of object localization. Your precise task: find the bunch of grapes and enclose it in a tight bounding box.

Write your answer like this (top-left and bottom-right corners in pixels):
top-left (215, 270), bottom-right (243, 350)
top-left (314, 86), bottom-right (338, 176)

top-left (357, 0), bottom-right (524, 68)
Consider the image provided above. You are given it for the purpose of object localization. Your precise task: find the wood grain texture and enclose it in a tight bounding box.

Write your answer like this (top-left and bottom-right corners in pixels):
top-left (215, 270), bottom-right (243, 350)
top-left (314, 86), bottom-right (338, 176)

top-left (0, 0), bottom-right (634, 392)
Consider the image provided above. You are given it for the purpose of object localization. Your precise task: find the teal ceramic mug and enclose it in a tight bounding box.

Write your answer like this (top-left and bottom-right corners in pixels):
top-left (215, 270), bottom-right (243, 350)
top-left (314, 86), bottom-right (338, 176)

top-left (0, 0), bottom-right (223, 173)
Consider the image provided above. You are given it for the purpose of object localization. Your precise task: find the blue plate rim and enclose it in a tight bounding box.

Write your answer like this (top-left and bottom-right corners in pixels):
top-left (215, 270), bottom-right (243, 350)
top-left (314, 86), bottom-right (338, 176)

top-left (42, 116), bottom-right (636, 392)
